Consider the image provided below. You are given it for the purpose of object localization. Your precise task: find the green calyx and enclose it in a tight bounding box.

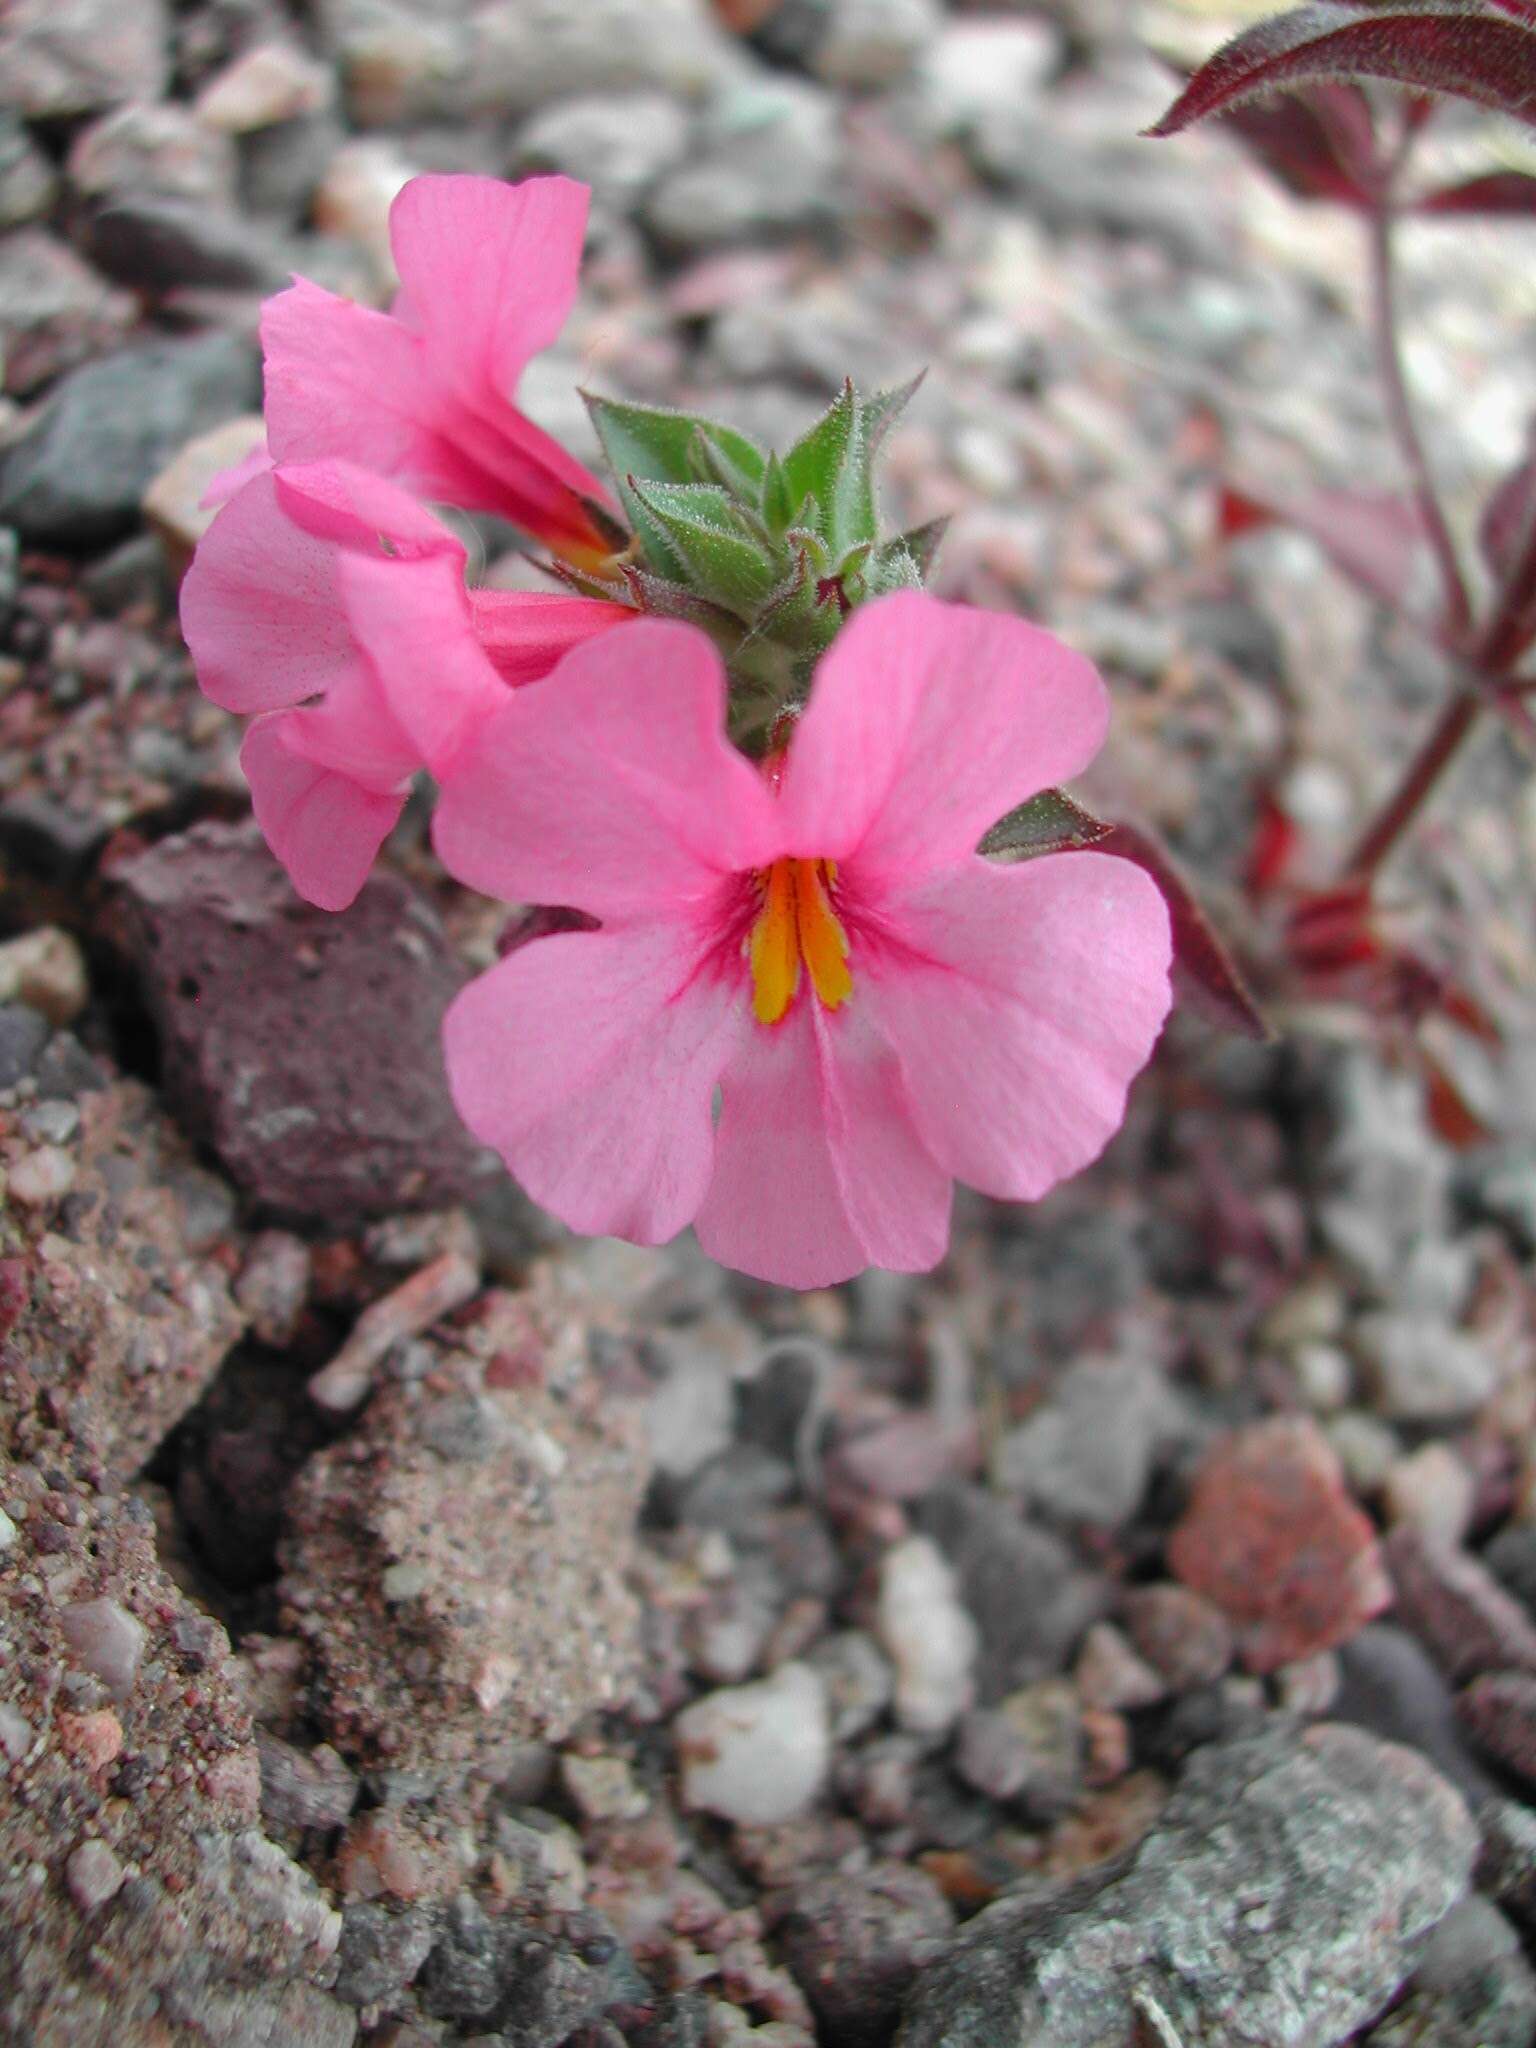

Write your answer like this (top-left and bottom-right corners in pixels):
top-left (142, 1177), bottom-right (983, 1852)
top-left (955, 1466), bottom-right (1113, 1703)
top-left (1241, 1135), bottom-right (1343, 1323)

top-left (575, 378), bottom-right (946, 749)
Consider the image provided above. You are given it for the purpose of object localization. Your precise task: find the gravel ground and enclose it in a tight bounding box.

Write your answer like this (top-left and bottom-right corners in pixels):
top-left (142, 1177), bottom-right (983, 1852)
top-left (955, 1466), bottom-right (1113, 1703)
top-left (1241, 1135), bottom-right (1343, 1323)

top-left (2, 1), bottom-right (1536, 2043)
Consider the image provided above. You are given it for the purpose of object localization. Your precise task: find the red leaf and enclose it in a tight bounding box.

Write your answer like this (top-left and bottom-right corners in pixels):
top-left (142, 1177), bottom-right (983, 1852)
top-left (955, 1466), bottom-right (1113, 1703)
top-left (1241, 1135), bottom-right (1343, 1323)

top-left (1286, 885), bottom-right (1381, 976)
top-left (1219, 485), bottom-right (1278, 540)
top-left (1482, 441), bottom-right (1536, 585)
top-left (1097, 823), bottom-right (1271, 1039)
top-left (1147, 7), bottom-right (1536, 140)
top-left (1224, 481), bottom-right (1433, 612)
top-left (1245, 788), bottom-right (1302, 897)
top-left (1417, 167), bottom-right (1536, 213)
top-left (1215, 82), bottom-right (1381, 206)
top-left (1421, 1047), bottom-right (1495, 1147)
top-left (1481, 433), bottom-right (1536, 653)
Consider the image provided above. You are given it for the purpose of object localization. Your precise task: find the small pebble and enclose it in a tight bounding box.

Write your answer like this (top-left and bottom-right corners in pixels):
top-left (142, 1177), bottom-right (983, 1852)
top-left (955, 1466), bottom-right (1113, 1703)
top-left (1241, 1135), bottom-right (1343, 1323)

top-left (0, 1703), bottom-right (31, 1761)
top-left (0, 1505), bottom-right (16, 1552)
top-left (560, 1752), bottom-right (648, 1822)
top-left (59, 1597), bottom-right (147, 1699)
top-left (1076, 1621), bottom-right (1166, 1712)
top-left (0, 927), bottom-right (88, 1026)
top-left (675, 1661), bottom-right (831, 1826)
top-left (1382, 1443), bottom-right (1476, 1547)
top-left (8, 1146), bottom-right (77, 1207)
top-left (876, 1534), bottom-right (978, 1736)
top-left (66, 1839), bottom-right (125, 1912)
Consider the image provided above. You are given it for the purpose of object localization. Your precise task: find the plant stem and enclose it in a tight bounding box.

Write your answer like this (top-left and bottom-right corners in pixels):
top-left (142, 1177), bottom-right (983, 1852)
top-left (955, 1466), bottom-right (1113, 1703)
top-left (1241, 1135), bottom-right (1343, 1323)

top-left (1367, 204), bottom-right (1472, 638)
top-left (1343, 688), bottom-right (1480, 879)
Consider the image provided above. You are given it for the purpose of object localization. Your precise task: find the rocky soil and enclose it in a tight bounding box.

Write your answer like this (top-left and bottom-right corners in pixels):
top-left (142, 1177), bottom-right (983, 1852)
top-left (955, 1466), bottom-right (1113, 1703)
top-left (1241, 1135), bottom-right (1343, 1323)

top-left (3, 0), bottom-right (1536, 2043)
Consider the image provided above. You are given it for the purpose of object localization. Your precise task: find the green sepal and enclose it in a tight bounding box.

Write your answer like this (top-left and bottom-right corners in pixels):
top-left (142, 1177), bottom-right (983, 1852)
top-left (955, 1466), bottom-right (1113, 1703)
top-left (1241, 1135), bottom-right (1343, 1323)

top-left (781, 380), bottom-right (877, 558)
top-left (583, 392), bottom-right (767, 494)
top-left (761, 451), bottom-right (796, 536)
top-left (689, 426), bottom-right (767, 507)
top-left (979, 788), bottom-right (1113, 860)
top-left (627, 480), bottom-right (781, 616)
top-left (622, 565), bottom-right (743, 637)
top-left (862, 370), bottom-right (925, 457)
top-left (892, 512), bottom-right (949, 581)
top-left (547, 559), bottom-right (636, 603)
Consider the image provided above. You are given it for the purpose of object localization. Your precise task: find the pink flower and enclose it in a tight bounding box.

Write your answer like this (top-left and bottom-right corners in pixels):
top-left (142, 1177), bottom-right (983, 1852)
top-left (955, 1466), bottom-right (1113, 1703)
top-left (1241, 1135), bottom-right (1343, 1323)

top-left (255, 173), bottom-right (616, 567)
top-left (434, 590), bottom-right (1174, 1288)
top-left (180, 457), bottom-right (629, 911)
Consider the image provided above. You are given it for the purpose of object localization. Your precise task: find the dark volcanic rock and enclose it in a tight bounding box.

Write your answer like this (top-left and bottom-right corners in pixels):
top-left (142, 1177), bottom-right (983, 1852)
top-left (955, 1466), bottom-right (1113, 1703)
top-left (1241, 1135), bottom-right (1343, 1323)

top-left (776, 1861), bottom-right (953, 2048)
top-left (105, 822), bottom-right (491, 1224)
top-left (0, 332), bottom-right (258, 547)
top-left (897, 1722), bottom-right (1477, 2048)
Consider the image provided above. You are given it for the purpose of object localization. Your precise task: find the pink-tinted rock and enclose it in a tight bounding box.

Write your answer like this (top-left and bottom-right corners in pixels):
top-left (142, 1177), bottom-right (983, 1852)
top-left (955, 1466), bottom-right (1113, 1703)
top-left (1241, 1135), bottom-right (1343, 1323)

top-left (1459, 1673), bottom-right (1536, 1785)
top-left (1167, 1417), bottom-right (1391, 1673)
top-left (1386, 1527), bottom-right (1536, 1684)
top-left (105, 822), bottom-right (492, 1226)
top-left (280, 1283), bottom-right (650, 1776)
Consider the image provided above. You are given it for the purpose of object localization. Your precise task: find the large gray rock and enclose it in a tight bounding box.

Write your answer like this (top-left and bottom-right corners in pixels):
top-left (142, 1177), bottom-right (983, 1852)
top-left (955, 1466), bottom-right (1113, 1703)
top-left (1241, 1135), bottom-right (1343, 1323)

top-left (645, 76), bottom-right (842, 249)
top-left (0, 332), bottom-right (258, 547)
top-left (897, 1723), bottom-right (1477, 2048)
top-left (0, 0), bottom-right (168, 118)
top-left (316, 0), bottom-right (736, 126)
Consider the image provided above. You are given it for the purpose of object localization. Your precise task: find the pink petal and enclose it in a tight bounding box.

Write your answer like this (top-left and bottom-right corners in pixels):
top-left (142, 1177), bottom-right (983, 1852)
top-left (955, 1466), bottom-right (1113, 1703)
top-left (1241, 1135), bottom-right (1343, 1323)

top-left (695, 998), bottom-right (952, 1289)
top-left (260, 195), bottom-right (613, 549)
top-left (780, 591), bottom-right (1110, 884)
top-left (443, 926), bottom-right (742, 1245)
top-left (277, 662), bottom-right (420, 791)
top-left (432, 618), bottom-right (780, 921)
top-left (261, 277), bottom-right (450, 489)
top-left (180, 468), bottom-right (365, 715)
top-left (241, 715), bottom-right (405, 913)
top-left (865, 851), bottom-right (1173, 1202)
top-left (468, 588), bottom-right (633, 687)
top-left (339, 551), bottom-right (508, 776)
top-left (388, 173), bottom-right (590, 403)
top-left (179, 460), bottom-right (464, 716)
top-left (200, 437), bottom-right (273, 510)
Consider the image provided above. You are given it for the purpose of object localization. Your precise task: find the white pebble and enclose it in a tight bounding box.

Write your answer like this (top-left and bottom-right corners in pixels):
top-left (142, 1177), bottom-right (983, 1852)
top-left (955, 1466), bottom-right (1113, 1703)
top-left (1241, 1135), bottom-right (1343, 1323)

top-left (0, 1703), bottom-right (32, 1761)
top-left (66, 1839), bottom-right (125, 1911)
top-left (675, 1661), bottom-right (830, 1825)
top-left (876, 1534), bottom-right (978, 1735)
top-left (0, 1506), bottom-right (16, 1552)
top-left (59, 1598), bottom-right (147, 1699)
top-left (1383, 1442), bottom-right (1476, 1547)
top-left (8, 1146), bottom-right (76, 1208)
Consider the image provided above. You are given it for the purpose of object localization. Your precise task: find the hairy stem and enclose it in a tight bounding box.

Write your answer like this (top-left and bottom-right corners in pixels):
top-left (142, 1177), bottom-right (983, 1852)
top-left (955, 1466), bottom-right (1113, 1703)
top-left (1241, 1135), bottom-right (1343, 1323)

top-left (1343, 688), bottom-right (1480, 879)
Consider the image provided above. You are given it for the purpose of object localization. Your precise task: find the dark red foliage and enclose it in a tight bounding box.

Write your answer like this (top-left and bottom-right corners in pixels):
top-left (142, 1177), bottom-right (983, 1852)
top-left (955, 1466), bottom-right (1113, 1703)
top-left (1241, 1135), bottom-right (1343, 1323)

top-left (1097, 823), bottom-right (1271, 1039)
top-left (1222, 483), bottom-right (1432, 613)
top-left (1147, 5), bottom-right (1536, 141)
top-left (1416, 168), bottom-right (1536, 215)
top-left (1213, 82), bottom-right (1380, 207)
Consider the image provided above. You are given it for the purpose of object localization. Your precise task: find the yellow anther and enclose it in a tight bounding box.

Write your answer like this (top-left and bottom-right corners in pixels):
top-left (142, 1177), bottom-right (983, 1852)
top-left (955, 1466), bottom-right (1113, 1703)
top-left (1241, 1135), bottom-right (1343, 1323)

top-left (749, 859), bottom-right (852, 1026)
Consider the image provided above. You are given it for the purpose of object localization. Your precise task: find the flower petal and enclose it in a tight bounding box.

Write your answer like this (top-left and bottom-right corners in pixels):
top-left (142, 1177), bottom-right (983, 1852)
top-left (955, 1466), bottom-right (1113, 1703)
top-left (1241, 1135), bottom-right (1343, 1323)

top-left (339, 551), bottom-right (507, 776)
top-left (469, 588), bottom-right (633, 687)
top-left (780, 590), bottom-right (1110, 884)
top-left (864, 851), bottom-right (1173, 1201)
top-left (260, 188), bottom-right (613, 547)
top-left (432, 618), bottom-right (780, 920)
top-left (179, 460), bottom-right (464, 715)
top-left (695, 998), bottom-right (952, 1289)
top-left (443, 927), bottom-right (742, 1245)
top-left (388, 173), bottom-right (590, 404)
top-left (241, 714), bottom-right (405, 913)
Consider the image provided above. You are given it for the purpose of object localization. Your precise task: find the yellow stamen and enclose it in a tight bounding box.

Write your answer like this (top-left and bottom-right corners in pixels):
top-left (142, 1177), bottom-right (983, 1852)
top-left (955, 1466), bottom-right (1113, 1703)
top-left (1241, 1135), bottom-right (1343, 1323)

top-left (749, 859), bottom-right (852, 1026)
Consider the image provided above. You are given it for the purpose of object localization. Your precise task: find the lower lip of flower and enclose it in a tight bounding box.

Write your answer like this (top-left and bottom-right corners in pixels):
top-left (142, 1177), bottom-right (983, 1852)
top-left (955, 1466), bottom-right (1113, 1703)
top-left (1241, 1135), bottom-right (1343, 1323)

top-left (748, 857), bottom-right (853, 1026)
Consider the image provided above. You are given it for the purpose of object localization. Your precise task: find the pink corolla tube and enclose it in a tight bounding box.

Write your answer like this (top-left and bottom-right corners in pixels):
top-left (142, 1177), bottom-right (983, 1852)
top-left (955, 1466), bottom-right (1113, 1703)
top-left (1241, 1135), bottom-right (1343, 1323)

top-left (433, 590), bottom-right (1175, 1289)
top-left (180, 457), bottom-right (628, 910)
